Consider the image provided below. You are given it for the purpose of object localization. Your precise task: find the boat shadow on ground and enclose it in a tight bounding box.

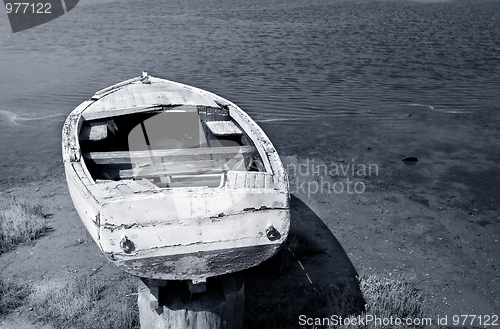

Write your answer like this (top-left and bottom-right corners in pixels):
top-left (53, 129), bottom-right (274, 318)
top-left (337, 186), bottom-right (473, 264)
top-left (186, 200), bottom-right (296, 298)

top-left (244, 195), bottom-right (365, 328)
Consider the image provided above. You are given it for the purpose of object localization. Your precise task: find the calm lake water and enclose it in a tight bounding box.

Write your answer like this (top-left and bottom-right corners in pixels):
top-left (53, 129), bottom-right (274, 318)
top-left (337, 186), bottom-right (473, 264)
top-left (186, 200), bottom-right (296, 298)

top-left (0, 0), bottom-right (499, 179)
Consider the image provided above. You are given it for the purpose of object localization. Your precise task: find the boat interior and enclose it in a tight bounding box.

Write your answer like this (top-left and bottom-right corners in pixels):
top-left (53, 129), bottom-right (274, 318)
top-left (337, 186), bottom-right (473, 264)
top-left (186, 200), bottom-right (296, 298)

top-left (79, 105), bottom-right (266, 188)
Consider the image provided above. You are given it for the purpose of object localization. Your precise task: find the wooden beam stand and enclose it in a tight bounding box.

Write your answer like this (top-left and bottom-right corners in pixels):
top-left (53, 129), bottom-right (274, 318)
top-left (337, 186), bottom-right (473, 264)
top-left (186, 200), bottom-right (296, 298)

top-left (138, 273), bottom-right (244, 329)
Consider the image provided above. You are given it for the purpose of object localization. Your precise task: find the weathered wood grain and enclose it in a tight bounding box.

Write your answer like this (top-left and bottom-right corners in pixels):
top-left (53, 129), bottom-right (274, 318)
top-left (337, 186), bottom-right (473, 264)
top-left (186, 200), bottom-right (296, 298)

top-left (206, 121), bottom-right (243, 136)
top-left (79, 122), bottom-right (108, 141)
top-left (62, 100), bottom-right (94, 162)
top-left (64, 162), bottom-right (101, 245)
top-left (117, 161), bottom-right (225, 179)
top-left (92, 76), bottom-right (143, 98)
top-left (83, 78), bottom-right (221, 120)
top-left (82, 146), bottom-right (257, 165)
top-left (98, 187), bottom-right (287, 226)
top-left (83, 104), bottom-right (160, 121)
top-left (138, 274), bottom-right (244, 329)
top-left (229, 105), bottom-right (274, 175)
top-left (100, 208), bottom-right (289, 256)
top-left (254, 172), bottom-right (265, 188)
top-left (264, 173), bottom-right (274, 189)
top-left (116, 242), bottom-right (283, 281)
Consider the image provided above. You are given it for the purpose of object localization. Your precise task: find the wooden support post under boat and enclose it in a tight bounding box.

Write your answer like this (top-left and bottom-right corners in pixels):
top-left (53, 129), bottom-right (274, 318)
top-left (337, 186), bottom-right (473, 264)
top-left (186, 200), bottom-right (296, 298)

top-left (138, 273), bottom-right (244, 329)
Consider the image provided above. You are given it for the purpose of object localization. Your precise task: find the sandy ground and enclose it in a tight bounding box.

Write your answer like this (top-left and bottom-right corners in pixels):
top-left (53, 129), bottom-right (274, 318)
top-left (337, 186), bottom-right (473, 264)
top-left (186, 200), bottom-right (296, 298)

top-left (1, 110), bottom-right (499, 327)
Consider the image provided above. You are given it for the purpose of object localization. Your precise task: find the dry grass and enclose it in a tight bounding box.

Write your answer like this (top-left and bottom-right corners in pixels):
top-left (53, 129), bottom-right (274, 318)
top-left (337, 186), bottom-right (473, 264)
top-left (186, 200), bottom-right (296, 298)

top-left (0, 277), bottom-right (31, 316)
top-left (0, 198), bottom-right (48, 252)
top-left (28, 275), bottom-right (139, 329)
top-left (357, 273), bottom-right (426, 319)
top-left (332, 273), bottom-right (427, 329)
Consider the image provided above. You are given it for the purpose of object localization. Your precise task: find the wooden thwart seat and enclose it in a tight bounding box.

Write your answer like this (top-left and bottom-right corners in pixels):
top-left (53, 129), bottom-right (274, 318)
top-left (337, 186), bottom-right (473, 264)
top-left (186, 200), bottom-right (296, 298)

top-left (206, 121), bottom-right (243, 136)
top-left (83, 146), bottom-right (257, 165)
top-left (83, 146), bottom-right (258, 180)
top-left (119, 159), bottom-right (231, 179)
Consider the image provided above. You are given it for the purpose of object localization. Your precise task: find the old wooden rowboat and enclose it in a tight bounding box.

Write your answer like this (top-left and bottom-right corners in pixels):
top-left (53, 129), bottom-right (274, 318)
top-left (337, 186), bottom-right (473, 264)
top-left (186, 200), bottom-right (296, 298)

top-left (62, 73), bottom-right (290, 282)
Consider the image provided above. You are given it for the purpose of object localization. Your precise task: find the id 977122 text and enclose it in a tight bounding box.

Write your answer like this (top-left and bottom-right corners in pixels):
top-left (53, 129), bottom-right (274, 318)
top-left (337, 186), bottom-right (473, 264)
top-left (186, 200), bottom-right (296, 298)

top-left (450, 315), bottom-right (498, 326)
top-left (4, 0), bottom-right (76, 33)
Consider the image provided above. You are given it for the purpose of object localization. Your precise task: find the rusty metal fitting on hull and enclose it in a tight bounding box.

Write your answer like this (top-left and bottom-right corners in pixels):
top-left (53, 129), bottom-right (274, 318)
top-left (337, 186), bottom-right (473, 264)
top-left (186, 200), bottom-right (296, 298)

top-left (266, 225), bottom-right (280, 241)
top-left (120, 235), bottom-right (135, 253)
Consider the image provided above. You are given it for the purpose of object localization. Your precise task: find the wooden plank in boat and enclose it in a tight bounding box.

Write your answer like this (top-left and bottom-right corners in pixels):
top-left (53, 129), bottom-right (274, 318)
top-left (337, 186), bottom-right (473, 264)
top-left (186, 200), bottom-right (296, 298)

top-left (206, 107), bottom-right (215, 121)
top-left (86, 89), bottom-right (210, 120)
top-left (82, 105), bottom-right (160, 121)
top-left (100, 207), bottom-right (288, 254)
top-left (245, 173), bottom-right (256, 188)
top-left (62, 100), bottom-right (95, 162)
top-left (228, 105), bottom-right (273, 174)
top-left (206, 121), bottom-right (243, 136)
top-left (99, 183), bottom-right (287, 226)
top-left (114, 84), bottom-right (137, 110)
top-left (117, 160), bottom-right (227, 180)
top-left (234, 172), bottom-right (246, 189)
top-left (90, 180), bottom-right (154, 199)
top-left (166, 105), bottom-right (198, 113)
top-left (93, 76), bottom-right (143, 98)
top-left (133, 178), bottom-right (159, 191)
top-left (214, 107), bottom-right (230, 121)
top-left (65, 165), bottom-right (100, 243)
top-left (79, 121), bottom-right (108, 141)
top-left (116, 183), bottom-right (134, 195)
top-left (254, 173), bottom-right (265, 188)
top-left (89, 182), bottom-right (125, 199)
top-left (198, 107), bottom-right (207, 122)
top-left (225, 171), bottom-right (237, 189)
top-left (83, 146), bottom-right (256, 165)
top-left (168, 174), bottom-right (223, 188)
top-left (269, 155), bottom-right (287, 190)
top-left (265, 174), bottom-right (274, 189)
top-left (73, 162), bottom-right (94, 186)
top-left (163, 85), bottom-right (216, 107)
top-left (253, 159), bottom-right (265, 172)
top-left (226, 158), bottom-right (245, 171)
top-left (67, 163), bottom-right (100, 216)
